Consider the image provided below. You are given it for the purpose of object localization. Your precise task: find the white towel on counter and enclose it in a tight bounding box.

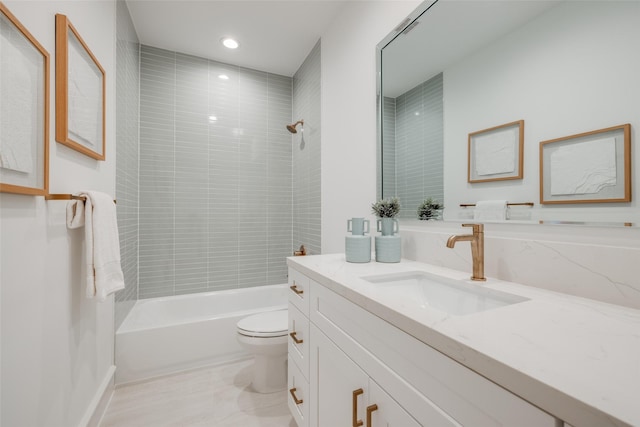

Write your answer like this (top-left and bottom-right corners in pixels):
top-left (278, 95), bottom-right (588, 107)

top-left (473, 200), bottom-right (507, 221)
top-left (66, 191), bottom-right (125, 301)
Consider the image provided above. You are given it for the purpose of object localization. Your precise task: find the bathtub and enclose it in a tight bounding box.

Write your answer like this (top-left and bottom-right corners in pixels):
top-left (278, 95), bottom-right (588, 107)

top-left (115, 284), bottom-right (287, 384)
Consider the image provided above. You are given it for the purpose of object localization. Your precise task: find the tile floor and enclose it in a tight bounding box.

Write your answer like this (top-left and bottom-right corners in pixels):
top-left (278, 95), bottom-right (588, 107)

top-left (100, 359), bottom-right (295, 427)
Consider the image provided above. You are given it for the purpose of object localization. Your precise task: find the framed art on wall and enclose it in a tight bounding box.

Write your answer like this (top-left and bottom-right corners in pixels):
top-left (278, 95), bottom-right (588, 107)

top-left (0, 2), bottom-right (50, 196)
top-left (468, 120), bottom-right (524, 183)
top-left (55, 13), bottom-right (105, 160)
top-left (540, 124), bottom-right (631, 204)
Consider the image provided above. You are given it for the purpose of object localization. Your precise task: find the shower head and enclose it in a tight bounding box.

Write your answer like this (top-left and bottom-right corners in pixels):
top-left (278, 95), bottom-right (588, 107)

top-left (286, 120), bottom-right (304, 134)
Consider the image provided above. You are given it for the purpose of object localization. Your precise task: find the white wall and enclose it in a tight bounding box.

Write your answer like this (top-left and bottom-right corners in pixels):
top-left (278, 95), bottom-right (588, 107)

top-left (444, 2), bottom-right (639, 222)
top-left (321, 0), bottom-right (421, 254)
top-left (1, 1), bottom-right (116, 426)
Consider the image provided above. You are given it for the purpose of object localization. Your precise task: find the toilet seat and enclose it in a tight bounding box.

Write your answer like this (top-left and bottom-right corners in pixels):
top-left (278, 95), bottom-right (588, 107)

top-left (237, 309), bottom-right (288, 338)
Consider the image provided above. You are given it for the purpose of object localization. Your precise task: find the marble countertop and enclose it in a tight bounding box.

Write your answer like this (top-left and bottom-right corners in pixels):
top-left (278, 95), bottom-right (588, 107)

top-left (287, 254), bottom-right (640, 427)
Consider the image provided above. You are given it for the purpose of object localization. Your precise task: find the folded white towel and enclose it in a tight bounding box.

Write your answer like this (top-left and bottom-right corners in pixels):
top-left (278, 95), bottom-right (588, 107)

top-left (66, 191), bottom-right (125, 301)
top-left (473, 200), bottom-right (507, 221)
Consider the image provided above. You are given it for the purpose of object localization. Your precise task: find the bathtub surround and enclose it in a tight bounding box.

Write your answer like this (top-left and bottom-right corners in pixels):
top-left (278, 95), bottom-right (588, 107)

top-left (292, 41), bottom-right (321, 255)
top-left (115, 0), bottom-right (140, 329)
top-left (1, 1), bottom-right (117, 426)
top-left (138, 46), bottom-right (293, 298)
top-left (115, 284), bottom-right (287, 384)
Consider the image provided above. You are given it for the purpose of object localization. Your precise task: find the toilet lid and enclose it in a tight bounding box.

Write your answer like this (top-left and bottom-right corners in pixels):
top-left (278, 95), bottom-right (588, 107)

top-left (237, 309), bottom-right (288, 338)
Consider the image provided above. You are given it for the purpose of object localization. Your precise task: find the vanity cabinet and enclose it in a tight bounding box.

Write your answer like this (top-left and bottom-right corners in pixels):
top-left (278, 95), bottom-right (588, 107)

top-left (310, 324), bottom-right (423, 427)
top-left (288, 268), bottom-right (558, 427)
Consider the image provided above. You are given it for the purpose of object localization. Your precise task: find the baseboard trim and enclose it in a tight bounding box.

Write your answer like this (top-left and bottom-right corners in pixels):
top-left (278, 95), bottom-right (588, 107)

top-left (79, 365), bottom-right (116, 427)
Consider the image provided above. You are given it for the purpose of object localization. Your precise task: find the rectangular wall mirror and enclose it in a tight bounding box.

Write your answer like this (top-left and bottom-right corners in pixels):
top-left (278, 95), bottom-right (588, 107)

top-left (377, 0), bottom-right (639, 226)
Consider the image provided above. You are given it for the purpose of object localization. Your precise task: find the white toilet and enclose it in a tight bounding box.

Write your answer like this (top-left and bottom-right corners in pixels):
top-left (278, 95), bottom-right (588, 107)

top-left (237, 309), bottom-right (288, 393)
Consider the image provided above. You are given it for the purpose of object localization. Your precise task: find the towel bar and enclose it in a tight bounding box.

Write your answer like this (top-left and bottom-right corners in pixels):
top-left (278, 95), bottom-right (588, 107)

top-left (460, 202), bottom-right (533, 208)
top-left (45, 194), bottom-right (116, 204)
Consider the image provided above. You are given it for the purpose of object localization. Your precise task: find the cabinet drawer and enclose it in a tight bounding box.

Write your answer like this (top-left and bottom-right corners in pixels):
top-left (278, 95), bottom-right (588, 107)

top-left (288, 356), bottom-right (309, 427)
top-left (288, 268), bottom-right (310, 315)
top-left (311, 284), bottom-right (557, 427)
top-left (288, 302), bottom-right (309, 379)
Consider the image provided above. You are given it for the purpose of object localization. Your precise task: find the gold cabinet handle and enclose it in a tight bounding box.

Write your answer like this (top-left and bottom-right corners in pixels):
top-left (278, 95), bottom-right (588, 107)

top-left (289, 387), bottom-right (303, 405)
top-left (352, 388), bottom-right (364, 427)
top-left (366, 404), bottom-right (378, 427)
top-left (290, 284), bottom-right (304, 295)
top-left (289, 331), bottom-right (303, 344)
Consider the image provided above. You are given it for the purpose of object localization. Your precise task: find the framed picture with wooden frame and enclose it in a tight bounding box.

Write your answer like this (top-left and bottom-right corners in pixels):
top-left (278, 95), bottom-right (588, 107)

top-left (540, 124), bottom-right (631, 204)
top-left (55, 13), bottom-right (105, 160)
top-left (468, 120), bottom-right (524, 183)
top-left (0, 2), bottom-right (50, 196)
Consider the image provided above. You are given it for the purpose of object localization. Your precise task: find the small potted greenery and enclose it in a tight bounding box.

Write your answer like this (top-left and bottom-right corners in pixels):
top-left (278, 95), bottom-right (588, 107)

top-left (417, 197), bottom-right (443, 220)
top-left (371, 197), bottom-right (400, 236)
top-left (371, 197), bottom-right (400, 218)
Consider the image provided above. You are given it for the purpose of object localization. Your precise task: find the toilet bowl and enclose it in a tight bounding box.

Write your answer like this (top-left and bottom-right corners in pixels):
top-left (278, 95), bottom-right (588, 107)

top-left (237, 309), bottom-right (288, 393)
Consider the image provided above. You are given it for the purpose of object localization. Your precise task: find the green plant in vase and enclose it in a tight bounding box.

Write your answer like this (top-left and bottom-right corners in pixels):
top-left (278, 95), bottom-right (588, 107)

top-left (371, 197), bottom-right (400, 218)
top-left (372, 197), bottom-right (400, 236)
top-left (417, 197), bottom-right (443, 220)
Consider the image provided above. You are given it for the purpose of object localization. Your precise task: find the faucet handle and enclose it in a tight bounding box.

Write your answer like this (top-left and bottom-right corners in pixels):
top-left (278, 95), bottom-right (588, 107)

top-left (461, 223), bottom-right (483, 233)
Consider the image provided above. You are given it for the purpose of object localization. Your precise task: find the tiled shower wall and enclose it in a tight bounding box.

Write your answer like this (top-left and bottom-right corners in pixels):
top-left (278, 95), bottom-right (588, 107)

top-left (381, 96), bottom-right (396, 198)
top-left (138, 45), bottom-right (293, 298)
top-left (292, 41), bottom-right (321, 255)
top-left (384, 73), bottom-right (443, 219)
top-left (115, 0), bottom-right (139, 327)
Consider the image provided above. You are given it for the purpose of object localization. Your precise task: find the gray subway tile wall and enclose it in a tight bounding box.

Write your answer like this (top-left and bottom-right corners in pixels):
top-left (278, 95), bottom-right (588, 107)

top-left (292, 41), bottom-right (321, 255)
top-left (382, 96), bottom-right (396, 198)
top-left (392, 73), bottom-right (443, 219)
top-left (138, 45), bottom-right (294, 298)
top-left (115, 0), bottom-right (140, 328)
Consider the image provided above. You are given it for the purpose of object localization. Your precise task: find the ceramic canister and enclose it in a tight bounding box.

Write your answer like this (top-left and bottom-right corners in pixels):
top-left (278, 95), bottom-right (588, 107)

top-left (346, 235), bottom-right (371, 263)
top-left (376, 217), bottom-right (399, 236)
top-left (347, 217), bottom-right (370, 236)
top-left (375, 235), bottom-right (401, 263)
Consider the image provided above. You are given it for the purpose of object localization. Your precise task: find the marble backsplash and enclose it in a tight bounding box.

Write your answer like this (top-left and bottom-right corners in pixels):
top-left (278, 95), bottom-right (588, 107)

top-left (400, 222), bottom-right (640, 310)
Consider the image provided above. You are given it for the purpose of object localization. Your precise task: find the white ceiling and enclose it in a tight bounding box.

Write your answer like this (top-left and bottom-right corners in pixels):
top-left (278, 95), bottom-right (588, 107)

top-left (382, 1), bottom-right (561, 98)
top-left (125, 0), bottom-right (349, 77)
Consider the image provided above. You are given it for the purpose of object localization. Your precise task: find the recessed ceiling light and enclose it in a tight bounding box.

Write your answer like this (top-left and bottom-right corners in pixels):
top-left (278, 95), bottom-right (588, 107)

top-left (208, 115), bottom-right (218, 122)
top-left (218, 74), bottom-right (229, 80)
top-left (221, 38), bottom-right (239, 49)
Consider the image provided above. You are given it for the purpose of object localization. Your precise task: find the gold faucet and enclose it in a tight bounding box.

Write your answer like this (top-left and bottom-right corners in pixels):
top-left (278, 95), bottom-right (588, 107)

top-left (446, 224), bottom-right (486, 281)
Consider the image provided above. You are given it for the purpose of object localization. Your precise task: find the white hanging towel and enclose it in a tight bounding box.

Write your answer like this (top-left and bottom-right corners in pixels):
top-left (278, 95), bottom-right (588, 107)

top-left (473, 200), bottom-right (508, 221)
top-left (66, 191), bottom-right (125, 301)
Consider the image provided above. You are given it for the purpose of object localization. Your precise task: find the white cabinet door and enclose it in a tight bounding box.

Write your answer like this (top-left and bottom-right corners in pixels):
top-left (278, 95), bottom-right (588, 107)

top-left (367, 379), bottom-right (421, 427)
top-left (288, 268), bottom-right (310, 315)
top-left (288, 356), bottom-right (309, 427)
top-left (288, 302), bottom-right (309, 379)
top-left (310, 325), bottom-right (369, 427)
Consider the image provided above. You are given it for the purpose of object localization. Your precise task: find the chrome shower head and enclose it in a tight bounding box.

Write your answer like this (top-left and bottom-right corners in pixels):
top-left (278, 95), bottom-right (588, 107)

top-left (286, 120), bottom-right (304, 134)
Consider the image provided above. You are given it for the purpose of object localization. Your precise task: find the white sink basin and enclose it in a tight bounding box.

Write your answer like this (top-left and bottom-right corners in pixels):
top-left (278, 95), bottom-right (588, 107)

top-left (361, 271), bottom-right (529, 316)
